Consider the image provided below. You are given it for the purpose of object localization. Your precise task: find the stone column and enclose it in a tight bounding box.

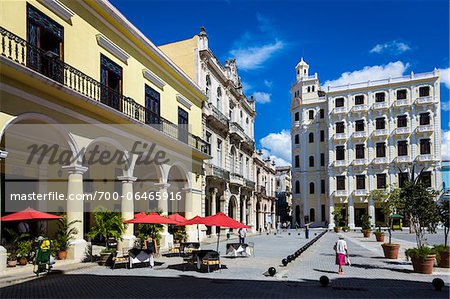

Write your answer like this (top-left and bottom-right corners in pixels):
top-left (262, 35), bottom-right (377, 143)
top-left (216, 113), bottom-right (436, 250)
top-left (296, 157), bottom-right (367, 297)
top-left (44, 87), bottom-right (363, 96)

top-left (62, 165), bottom-right (88, 261)
top-left (329, 195), bottom-right (335, 229)
top-left (117, 176), bottom-right (137, 250)
top-left (154, 182), bottom-right (172, 248)
top-left (210, 188), bottom-right (217, 235)
top-left (271, 202), bottom-right (276, 229)
top-left (0, 151), bottom-right (8, 274)
top-left (241, 195), bottom-right (246, 225)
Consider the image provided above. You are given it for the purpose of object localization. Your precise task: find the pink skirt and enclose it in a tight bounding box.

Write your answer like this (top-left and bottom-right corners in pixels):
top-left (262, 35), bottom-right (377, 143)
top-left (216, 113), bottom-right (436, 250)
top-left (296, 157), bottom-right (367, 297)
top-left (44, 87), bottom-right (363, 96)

top-left (336, 253), bottom-right (346, 266)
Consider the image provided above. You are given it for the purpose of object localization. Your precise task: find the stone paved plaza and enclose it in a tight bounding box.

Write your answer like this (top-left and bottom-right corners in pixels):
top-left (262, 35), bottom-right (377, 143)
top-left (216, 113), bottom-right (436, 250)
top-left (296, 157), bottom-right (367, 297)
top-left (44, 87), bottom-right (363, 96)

top-left (0, 230), bottom-right (449, 298)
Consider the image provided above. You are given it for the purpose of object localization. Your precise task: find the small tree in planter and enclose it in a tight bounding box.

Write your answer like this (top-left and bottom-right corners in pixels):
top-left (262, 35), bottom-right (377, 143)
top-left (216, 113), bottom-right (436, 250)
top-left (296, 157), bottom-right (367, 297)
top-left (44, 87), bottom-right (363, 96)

top-left (332, 206), bottom-right (344, 232)
top-left (4, 228), bottom-right (30, 266)
top-left (434, 198), bottom-right (450, 268)
top-left (55, 214), bottom-right (80, 260)
top-left (16, 239), bottom-right (33, 265)
top-left (361, 214), bottom-right (372, 237)
top-left (399, 166), bottom-right (440, 274)
top-left (374, 221), bottom-right (385, 242)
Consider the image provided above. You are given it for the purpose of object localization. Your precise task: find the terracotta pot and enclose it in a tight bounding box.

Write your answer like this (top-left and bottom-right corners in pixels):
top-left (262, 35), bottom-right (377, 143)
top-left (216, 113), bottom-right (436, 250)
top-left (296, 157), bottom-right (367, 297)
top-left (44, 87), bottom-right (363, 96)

top-left (334, 227), bottom-right (342, 233)
top-left (362, 230), bottom-right (371, 238)
top-left (375, 233), bottom-right (385, 242)
top-left (18, 257), bottom-right (28, 265)
top-left (410, 255), bottom-right (435, 274)
top-left (7, 260), bottom-right (17, 267)
top-left (438, 251), bottom-right (450, 268)
top-left (381, 243), bottom-right (400, 259)
top-left (58, 250), bottom-right (68, 260)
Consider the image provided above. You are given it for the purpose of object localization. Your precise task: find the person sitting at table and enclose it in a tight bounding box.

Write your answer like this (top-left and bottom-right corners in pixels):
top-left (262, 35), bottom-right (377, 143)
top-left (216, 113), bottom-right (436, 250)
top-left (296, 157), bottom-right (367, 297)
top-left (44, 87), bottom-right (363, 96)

top-left (238, 228), bottom-right (247, 244)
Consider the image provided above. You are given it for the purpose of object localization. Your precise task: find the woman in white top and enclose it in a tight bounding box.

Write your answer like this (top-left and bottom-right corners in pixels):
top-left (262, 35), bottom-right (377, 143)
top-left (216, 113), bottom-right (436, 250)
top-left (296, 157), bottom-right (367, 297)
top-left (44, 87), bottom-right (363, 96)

top-left (333, 235), bottom-right (348, 274)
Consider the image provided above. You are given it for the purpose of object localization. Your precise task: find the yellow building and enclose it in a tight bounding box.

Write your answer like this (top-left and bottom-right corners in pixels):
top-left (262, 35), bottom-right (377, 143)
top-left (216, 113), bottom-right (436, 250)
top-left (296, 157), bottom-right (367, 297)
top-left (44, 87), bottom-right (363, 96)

top-left (0, 0), bottom-right (209, 266)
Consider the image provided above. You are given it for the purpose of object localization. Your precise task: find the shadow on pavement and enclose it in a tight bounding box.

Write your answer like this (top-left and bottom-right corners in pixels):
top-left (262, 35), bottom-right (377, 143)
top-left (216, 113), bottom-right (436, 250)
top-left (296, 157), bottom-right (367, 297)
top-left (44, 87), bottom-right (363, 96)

top-left (350, 263), bottom-right (414, 274)
top-left (0, 274), bottom-right (448, 298)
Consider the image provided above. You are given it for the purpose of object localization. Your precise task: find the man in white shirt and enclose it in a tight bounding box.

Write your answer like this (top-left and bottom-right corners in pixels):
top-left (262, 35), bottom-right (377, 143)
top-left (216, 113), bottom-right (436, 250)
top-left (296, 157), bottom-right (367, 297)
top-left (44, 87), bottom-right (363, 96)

top-left (238, 228), bottom-right (247, 244)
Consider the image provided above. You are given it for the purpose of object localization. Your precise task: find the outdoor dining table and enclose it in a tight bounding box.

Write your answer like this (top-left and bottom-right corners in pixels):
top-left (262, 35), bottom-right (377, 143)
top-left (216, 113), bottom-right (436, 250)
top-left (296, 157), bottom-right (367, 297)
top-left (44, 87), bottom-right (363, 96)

top-left (225, 243), bottom-right (251, 257)
top-left (187, 249), bottom-right (220, 272)
top-left (180, 242), bottom-right (200, 255)
top-left (128, 248), bottom-right (153, 268)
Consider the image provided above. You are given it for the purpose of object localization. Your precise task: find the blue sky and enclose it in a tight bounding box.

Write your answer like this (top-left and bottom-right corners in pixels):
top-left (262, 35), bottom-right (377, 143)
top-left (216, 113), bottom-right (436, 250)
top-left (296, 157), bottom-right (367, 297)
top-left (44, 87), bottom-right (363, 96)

top-left (110, 0), bottom-right (449, 165)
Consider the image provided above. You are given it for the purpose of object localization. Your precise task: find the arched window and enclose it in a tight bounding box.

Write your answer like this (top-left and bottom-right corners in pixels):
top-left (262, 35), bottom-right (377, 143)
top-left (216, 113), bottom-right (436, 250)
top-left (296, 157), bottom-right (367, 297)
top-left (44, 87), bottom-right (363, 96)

top-left (309, 156), bottom-right (314, 167)
top-left (312, 85), bottom-right (315, 92)
top-left (295, 180), bottom-right (300, 194)
top-left (309, 182), bottom-right (315, 194)
top-left (217, 87), bottom-right (222, 111)
top-left (307, 86), bottom-right (311, 92)
top-left (310, 208), bottom-right (315, 222)
top-left (206, 75), bottom-right (211, 101)
top-left (309, 132), bottom-right (314, 143)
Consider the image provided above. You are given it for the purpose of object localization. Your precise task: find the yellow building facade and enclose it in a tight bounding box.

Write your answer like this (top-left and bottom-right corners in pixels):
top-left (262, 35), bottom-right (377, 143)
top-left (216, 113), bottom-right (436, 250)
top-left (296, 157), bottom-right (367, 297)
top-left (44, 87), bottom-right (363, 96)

top-left (0, 0), bottom-right (209, 264)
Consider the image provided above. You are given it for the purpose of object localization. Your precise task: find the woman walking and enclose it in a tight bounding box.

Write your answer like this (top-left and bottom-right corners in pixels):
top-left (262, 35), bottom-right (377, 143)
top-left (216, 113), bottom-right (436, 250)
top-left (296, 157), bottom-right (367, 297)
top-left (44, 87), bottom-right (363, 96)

top-left (334, 235), bottom-right (348, 274)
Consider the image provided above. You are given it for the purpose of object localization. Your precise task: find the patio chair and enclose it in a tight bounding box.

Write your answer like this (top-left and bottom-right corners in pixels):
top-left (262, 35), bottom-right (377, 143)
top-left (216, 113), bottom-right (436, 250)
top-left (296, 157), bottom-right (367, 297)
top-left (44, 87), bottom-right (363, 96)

top-left (111, 247), bottom-right (130, 270)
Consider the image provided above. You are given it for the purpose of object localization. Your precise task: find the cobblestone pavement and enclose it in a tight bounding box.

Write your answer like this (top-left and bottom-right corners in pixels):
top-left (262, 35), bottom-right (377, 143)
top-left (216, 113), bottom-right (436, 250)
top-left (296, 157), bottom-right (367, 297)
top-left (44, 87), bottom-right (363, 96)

top-left (1, 230), bottom-right (449, 298)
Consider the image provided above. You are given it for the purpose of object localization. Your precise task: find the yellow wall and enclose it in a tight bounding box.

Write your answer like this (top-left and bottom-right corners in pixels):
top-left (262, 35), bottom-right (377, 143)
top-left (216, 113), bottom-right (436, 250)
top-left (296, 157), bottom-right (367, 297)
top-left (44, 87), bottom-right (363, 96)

top-left (0, 0), bottom-right (204, 137)
top-left (159, 37), bottom-right (198, 82)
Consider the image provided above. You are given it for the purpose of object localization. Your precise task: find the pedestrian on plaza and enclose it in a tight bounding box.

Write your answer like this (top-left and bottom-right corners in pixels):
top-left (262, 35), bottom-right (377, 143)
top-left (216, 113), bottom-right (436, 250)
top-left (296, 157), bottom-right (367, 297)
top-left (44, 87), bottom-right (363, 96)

top-left (333, 235), bottom-right (348, 274)
top-left (238, 227), bottom-right (247, 244)
top-left (277, 221), bottom-right (281, 234)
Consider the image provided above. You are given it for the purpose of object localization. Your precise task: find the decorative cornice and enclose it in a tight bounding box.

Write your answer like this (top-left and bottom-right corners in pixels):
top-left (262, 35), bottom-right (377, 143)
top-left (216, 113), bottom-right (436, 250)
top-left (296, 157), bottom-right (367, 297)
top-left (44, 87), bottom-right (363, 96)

top-left (177, 95), bottom-right (192, 110)
top-left (37, 0), bottom-right (74, 23)
top-left (62, 165), bottom-right (88, 175)
top-left (142, 69), bottom-right (165, 90)
top-left (117, 176), bottom-right (137, 182)
top-left (154, 183), bottom-right (170, 189)
top-left (96, 34), bottom-right (130, 63)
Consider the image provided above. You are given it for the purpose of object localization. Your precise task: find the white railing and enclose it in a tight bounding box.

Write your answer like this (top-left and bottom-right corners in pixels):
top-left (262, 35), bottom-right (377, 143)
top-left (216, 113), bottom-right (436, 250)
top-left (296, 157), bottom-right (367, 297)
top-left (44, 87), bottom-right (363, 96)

top-left (354, 189), bottom-right (369, 196)
top-left (416, 96), bottom-right (434, 104)
top-left (394, 127), bottom-right (411, 135)
top-left (351, 104), bottom-right (369, 113)
top-left (294, 121), bottom-right (300, 127)
top-left (373, 129), bottom-right (389, 137)
top-left (353, 158), bottom-right (368, 166)
top-left (335, 190), bottom-right (348, 197)
top-left (417, 154), bottom-right (432, 162)
top-left (396, 156), bottom-right (411, 163)
top-left (334, 133), bottom-right (347, 140)
top-left (416, 125), bottom-right (434, 133)
top-left (332, 107), bottom-right (347, 114)
top-left (353, 131), bottom-right (368, 139)
top-left (334, 160), bottom-right (348, 167)
top-left (373, 157), bottom-right (388, 164)
top-left (372, 102), bottom-right (390, 110)
top-left (394, 99), bottom-right (410, 107)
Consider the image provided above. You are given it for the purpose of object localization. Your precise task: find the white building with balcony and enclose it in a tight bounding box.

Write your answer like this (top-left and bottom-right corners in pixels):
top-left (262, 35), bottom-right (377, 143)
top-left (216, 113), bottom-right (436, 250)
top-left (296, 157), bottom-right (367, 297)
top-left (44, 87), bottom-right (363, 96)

top-left (291, 58), bottom-right (442, 229)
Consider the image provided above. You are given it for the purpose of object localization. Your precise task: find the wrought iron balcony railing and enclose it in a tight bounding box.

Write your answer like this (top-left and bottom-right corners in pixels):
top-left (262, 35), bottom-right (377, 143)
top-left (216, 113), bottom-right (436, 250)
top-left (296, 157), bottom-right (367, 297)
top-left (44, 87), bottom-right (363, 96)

top-left (0, 27), bottom-right (208, 153)
top-left (205, 163), bottom-right (230, 180)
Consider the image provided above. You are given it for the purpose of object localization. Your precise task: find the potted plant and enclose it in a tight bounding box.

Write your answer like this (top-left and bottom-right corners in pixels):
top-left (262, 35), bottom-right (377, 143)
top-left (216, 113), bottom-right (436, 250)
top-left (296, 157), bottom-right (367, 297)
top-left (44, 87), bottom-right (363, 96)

top-left (405, 247), bottom-right (436, 274)
top-left (372, 189), bottom-right (402, 259)
top-left (4, 228), bottom-right (30, 266)
top-left (88, 207), bottom-right (125, 265)
top-left (16, 239), bottom-right (33, 265)
top-left (361, 214), bottom-right (372, 237)
top-left (399, 166), bottom-right (440, 274)
top-left (332, 206), bottom-right (344, 233)
top-left (342, 226), bottom-right (350, 232)
top-left (55, 215), bottom-right (80, 260)
top-left (435, 198), bottom-right (450, 268)
top-left (7, 252), bottom-right (17, 267)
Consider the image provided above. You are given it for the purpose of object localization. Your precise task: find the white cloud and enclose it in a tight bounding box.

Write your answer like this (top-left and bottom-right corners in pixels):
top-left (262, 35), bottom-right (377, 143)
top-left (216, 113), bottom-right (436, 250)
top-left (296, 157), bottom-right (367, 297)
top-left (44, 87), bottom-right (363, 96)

top-left (260, 149), bottom-right (291, 167)
top-left (264, 80), bottom-right (273, 88)
top-left (439, 67), bottom-right (450, 89)
top-left (242, 81), bottom-right (252, 93)
top-left (442, 130), bottom-right (450, 160)
top-left (370, 40), bottom-right (411, 54)
top-left (252, 91), bottom-right (271, 104)
top-left (259, 130), bottom-right (291, 166)
top-left (230, 40), bottom-right (284, 71)
top-left (442, 101), bottom-right (450, 112)
top-left (322, 61), bottom-right (409, 89)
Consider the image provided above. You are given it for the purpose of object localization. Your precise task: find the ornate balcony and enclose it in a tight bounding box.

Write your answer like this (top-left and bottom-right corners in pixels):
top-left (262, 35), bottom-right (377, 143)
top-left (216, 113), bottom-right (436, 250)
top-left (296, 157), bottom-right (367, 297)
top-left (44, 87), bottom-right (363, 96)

top-left (205, 103), bottom-right (229, 131)
top-left (351, 104), bottom-right (369, 113)
top-left (372, 102), bottom-right (389, 110)
top-left (373, 157), bottom-right (389, 165)
top-left (244, 179), bottom-right (256, 190)
top-left (395, 156), bottom-right (411, 163)
top-left (293, 120), bottom-right (300, 128)
top-left (416, 125), bottom-right (434, 133)
top-left (333, 133), bottom-right (347, 141)
top-left (353, 131), bottom-right (368, 139)
top-left (354, 189), bottom-right (369, 196)
top-left (416, 96), bottom-right (434, 105)
top-left (333, 160), bottom-right (348, 167)
top-left (353, 158), bottom-right (368, 166)
top-left (373, 129), bottom-right (389, 137)
top-left (394, 99), bottom-right (410, 107)
top-left (0, 27), bottom-right (209, 153)
top-left (334, 190), bottom-right (348, 197)
top-left (417, 154), bottom-right (433, 162)
top-left (393, 127), bottom-right (411, 135)
top-left (332, 107), bottom-right (347, 114)
top-left (230, 172), bottom-right (245, 186)
top-left (205, 164), bottom-right (230, 181)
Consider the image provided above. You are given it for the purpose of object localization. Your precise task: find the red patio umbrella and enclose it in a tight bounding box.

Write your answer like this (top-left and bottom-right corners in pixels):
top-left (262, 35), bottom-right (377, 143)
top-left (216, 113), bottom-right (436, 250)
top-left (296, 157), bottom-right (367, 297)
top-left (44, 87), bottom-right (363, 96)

top-left (124, 212), bottom-right (178, 224)
top-left (179, 216), bottom-right (207, 242)
top-left (0, 208), bottom-right (62, 221)
top-left (168, 213), bottom-right (187, 224)
top-left (203, 212), bottom-right (250, 251)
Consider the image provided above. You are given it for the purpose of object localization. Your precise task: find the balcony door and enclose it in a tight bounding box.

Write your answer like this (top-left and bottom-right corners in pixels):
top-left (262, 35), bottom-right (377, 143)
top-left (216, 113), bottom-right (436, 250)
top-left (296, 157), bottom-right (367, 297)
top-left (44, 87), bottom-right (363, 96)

top-left (145, 85), bottom-right (160, 126)
top-left (178, 107), bottom-right (189, 143)
top-left (27, 5), bottom-right (64, 82)
top-left (100, 55), bottom-right (122, 111)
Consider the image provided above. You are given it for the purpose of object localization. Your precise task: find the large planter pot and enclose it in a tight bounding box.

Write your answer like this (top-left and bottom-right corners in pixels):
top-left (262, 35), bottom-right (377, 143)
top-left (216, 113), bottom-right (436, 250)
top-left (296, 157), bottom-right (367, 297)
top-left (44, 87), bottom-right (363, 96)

top-left (18, 257), bottom-right (28, 265)
top-left (7, 260), bottom-right (17, 267)
top-left (375, 233), bottom-right (385, 242)
top-left (362, 230), bottom-right (371, 238)
top-left (334, 227), bottom-right (342, 233)
top-left (410, 255), bottom-right (436, 274)
top-left (381, 243), bottom-right (400, 259)
top-left (438, 251), bottom-right (450, 268)
top-left (58, 250), bottom-right (68, 260)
